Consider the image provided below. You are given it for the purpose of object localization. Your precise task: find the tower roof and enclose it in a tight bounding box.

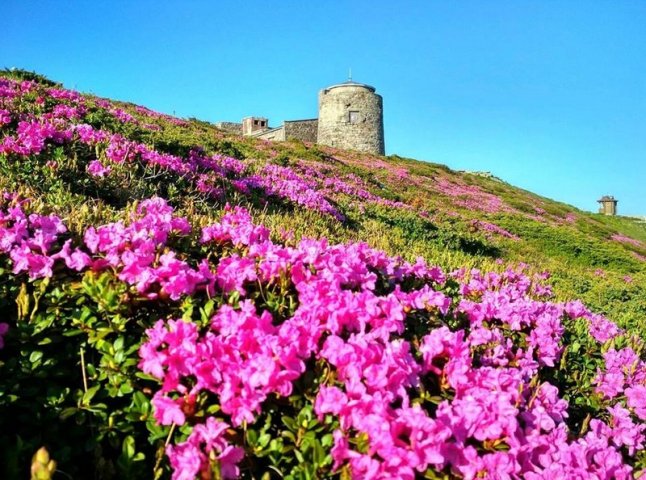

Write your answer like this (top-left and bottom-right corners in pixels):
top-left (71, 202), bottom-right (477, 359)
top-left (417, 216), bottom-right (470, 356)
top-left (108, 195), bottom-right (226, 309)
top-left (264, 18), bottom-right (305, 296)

top-left (597, 195), bottom-right (618, 203)
top-left (322, 80), bottom-right (376, 93)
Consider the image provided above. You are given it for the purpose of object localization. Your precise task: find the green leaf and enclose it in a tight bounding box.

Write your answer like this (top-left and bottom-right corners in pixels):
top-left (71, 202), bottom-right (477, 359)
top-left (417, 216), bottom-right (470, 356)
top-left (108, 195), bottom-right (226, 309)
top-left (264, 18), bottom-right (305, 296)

top-left (29, 350), bottom-right (43, 363)
top-left (82, 385), bottom-right (100, 405)
top-left (258, 433), bottom-right (271, 448)
top-left (113, 336), bottom-right (124, 352)
top-left (59, 407), bottom-right (79, 420)
top-left (281, 416), bottom-right (297, 431)
top-left (122, 435), bottom-right (135, 459)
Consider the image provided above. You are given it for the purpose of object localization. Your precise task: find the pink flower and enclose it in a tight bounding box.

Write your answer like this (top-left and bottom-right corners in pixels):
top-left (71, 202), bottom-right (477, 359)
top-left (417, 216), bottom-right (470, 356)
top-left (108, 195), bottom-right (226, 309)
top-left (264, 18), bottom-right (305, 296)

top-left (166, 442), bottom-right (202, 480)
top-left (314, 386), bottom-right (347, 417)
top-left (607, 404), bottom-right (645, 454)
top-left (86, 160), bottom-right (112, 177)
top-left (167, 417), bottom-right (244, 479)
top-left (626, 385), bottom-right (646, 420)
top-left (152, 393), bottom-right (186, 426)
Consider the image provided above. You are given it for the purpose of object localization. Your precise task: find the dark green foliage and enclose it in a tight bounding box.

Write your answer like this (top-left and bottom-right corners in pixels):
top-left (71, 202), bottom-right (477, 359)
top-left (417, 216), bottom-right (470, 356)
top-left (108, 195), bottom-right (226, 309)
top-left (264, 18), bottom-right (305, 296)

top-left (0, 68), bottom-right (61, 87)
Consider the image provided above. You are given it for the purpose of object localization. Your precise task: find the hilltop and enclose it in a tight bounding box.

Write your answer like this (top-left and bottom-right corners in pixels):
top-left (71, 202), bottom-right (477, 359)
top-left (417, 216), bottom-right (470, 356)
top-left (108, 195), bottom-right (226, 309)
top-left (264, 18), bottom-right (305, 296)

top-left (1, 70), bottom-right (644, 328)
top-left (0, 69), bottom-right (645, 479)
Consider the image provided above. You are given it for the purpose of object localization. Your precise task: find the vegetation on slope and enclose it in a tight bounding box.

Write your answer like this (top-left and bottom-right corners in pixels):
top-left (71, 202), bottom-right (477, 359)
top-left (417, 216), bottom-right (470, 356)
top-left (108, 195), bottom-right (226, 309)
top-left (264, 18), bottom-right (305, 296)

top-left (0, 69), bottom-right (644, 479)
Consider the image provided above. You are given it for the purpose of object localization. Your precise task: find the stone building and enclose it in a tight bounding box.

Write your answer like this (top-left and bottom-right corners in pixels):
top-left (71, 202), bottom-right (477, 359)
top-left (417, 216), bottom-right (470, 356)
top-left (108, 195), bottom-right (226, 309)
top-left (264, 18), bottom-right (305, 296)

top-left (215, 79), bottom-right (385, 155)
top-left (597, 195), bottom-right (618, 215)
top-left (252, 119), bottom-right (319, 143)
top-left (317, 81), bottom-right (384, 155)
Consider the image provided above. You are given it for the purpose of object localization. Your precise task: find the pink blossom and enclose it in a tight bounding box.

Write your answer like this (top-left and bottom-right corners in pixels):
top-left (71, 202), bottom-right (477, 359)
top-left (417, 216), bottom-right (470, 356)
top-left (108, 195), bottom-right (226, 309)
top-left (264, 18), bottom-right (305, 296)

top-left (152, 393), bottom-right (186, 426)
top-left (626, 385), bottom-right (646, 420)
top-left (86, 160), bottom-right (111, 177)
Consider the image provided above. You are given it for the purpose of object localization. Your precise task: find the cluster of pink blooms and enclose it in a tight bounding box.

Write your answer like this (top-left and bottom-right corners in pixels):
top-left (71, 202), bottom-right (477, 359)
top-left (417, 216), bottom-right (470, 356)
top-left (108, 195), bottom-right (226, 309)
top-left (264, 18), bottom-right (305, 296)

top-left (0, 193), bottom-right (90, 279)
top-left (0, 190), bottom-right (644, 478)
top-left (0, 77), bottom-right (409, 221)
top-left (2, 77), bottom-right (645, 479)
top-left (109, 107), bottom-right (136, 124)
top-left (165, 417), bottom-right (244, 480)
top-left (82, 198), bottom-right (209, 300)
top-left (432, 177), bottom-right (514, 215)
top-left (611, 234), bottom-right (644, 248)
top-left (254, 164), bottom-right (344, 220)
top-left (564, 212), bottom-right (578, 223)
top-left (298, 163), bottom-right (411, 211)
top-left (595, 346), bottom-right (646, 420)
top-left (470, 220), bottom-right (520, 241)
top-left (132, 104), bottom-right (189, 127)
top-left (131, 205), bottom-right (644, 479)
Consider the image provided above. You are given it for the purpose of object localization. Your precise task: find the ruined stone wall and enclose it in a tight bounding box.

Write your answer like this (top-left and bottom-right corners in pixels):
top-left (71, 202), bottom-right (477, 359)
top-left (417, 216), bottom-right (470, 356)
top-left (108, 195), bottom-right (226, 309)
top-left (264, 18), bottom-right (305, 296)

top-left (317, 84), bottom-right (384, 155)
top-left (284, 119), bottom-right (318, 143)
top-left (214, 122), bottom-right (242, 134)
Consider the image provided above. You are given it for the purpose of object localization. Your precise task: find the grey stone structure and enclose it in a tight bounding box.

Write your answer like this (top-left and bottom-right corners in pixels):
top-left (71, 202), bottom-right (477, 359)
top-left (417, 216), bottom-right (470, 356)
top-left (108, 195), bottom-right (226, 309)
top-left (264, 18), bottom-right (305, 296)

top-left (251, 119), bottom-right (319, 143)
top-left (317, 81), bottom-right (384, 155)
top-left (598, 195), bottom-right (618, 215)
top-left (285, 119), bottom-right (319, 143)
top-left (214, 121), bottom-right (242, 134)
top-left (216, 80), bottom-right (384, 155)
top-left (252, 124), bottom-right (284, 142)
top-left (242, 117), bottom-right (269, 136)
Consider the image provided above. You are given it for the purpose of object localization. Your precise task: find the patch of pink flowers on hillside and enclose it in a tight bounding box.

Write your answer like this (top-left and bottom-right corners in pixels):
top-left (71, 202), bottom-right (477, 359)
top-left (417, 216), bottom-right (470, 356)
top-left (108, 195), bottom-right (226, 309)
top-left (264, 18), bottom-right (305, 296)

top-left (432, 177), bottom-right (514, 214)
top-left (611, 234), bottom-right (643, 248)
top-left (2, 77), bottom-right (646, 479)
top-left (0, 194), bottom-right (644, 479)
top-left (0, 77), bottom-right (431, 221)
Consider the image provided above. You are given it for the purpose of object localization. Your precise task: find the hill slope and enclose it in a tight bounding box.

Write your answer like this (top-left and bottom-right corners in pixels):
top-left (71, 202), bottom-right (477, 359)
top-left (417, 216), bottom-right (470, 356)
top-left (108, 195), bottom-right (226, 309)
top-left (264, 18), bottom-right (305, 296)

top-left (0, 69), bottom-right (645, 479)
top-left (1, 70), bottom-right (644, 329)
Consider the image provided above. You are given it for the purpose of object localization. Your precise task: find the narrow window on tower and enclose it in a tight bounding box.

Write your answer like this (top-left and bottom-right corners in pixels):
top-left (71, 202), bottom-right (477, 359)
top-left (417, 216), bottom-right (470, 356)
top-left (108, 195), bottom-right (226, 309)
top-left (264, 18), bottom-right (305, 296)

top-left (349, 111), bottom-right (359, 124)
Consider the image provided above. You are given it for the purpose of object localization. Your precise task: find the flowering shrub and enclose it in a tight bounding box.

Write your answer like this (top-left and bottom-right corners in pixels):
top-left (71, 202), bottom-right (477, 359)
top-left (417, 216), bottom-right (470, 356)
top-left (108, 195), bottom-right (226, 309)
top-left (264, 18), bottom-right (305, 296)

top-left (470, 219), bottom-right (520, 240)
top-left (432, 177), bottom-right (514, 215)
top-left (0, 191), bottom-right (643, 479)
top-left (612, 234), bottom-right (644, 248)
top-left (1, 70), bottom-right (645, 479)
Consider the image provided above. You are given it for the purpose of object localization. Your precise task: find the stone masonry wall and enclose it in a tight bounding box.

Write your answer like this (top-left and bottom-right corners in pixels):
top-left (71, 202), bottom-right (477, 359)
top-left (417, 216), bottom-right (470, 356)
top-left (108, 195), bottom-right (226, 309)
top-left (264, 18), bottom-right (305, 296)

top-left (599, 202), bottom-right (618, 215)
top-left (284, 119), bottom-right (318, 143)
top-left (317, 85), bottom-right (384, 155)
top-left (214, 122), bottom-right (242, 134)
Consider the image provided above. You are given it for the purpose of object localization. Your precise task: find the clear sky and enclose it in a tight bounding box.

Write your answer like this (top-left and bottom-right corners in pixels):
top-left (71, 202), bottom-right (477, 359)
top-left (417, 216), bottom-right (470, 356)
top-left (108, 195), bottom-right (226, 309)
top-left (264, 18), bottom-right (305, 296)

top-left (2, 1), bottom-right (645, 215)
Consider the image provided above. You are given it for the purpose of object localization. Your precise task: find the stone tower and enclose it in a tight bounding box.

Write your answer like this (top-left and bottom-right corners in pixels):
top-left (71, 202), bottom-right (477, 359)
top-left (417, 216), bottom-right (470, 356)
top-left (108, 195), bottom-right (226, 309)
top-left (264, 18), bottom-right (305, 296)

top-left (597, 195), bottom-right (618, 215)
top-left (317, 80), bottom-right (384, 155)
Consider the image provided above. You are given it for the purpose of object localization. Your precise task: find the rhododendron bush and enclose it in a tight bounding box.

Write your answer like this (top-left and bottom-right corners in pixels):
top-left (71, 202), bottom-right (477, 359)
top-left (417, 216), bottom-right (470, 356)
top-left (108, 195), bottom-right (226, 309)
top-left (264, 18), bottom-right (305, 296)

top-left (0, 191), bottom-right (644, 479)
top-left (1, 71), bottom-right (645, 479)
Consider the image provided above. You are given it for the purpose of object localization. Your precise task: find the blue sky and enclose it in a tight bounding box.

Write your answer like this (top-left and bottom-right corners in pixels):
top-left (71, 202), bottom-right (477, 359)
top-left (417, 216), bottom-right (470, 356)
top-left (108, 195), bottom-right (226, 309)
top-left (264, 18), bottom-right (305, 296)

top-left (3, 1), bottom-right (645, 215)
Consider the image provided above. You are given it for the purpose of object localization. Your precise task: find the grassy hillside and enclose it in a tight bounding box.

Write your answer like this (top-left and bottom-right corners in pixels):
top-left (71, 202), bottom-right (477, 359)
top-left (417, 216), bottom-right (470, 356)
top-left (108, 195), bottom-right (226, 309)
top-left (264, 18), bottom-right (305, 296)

top-left (1, 69), bottom-right (645, 479)
top-left (1, 69), bottom-right (644, 331)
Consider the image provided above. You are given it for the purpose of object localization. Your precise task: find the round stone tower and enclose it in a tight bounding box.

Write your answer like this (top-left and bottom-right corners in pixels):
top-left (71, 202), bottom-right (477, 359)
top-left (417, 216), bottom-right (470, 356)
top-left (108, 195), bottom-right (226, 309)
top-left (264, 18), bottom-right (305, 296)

top-left (317, 80), bottom-right (384, 155)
